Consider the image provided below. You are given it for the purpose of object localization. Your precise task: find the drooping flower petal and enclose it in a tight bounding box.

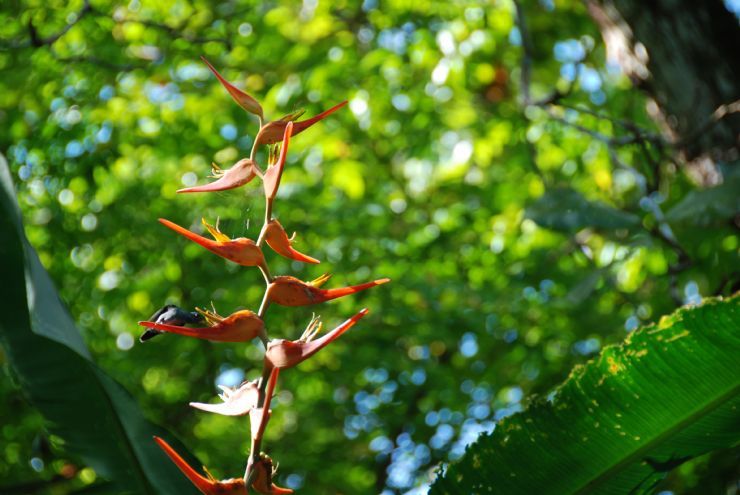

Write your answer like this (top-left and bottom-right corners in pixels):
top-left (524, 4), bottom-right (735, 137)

top-left (189, 380), bottom-right (259, 416)
top-left (252, 453), bottom-right (294, 495)
top-left (159, 218), bottom-right (265, 267)
top-left (153, 436), bottom-right (248, 495)
top-left (266, 275), bottom-right (390, 307)
top-left (201, 56), bottom-right (263, 119)
top-left (263, 219), bottom-right (319, 264)
top-left (138, 309), bottom-right (264, 342)
top-left (262, 122), bottom-right (292, 200)
top-left (265, 309), bottom-right (369, 369)
top-left (178, 159), bottom-right (260, 194)
top-left (254, 101), bottom-right (347, 147)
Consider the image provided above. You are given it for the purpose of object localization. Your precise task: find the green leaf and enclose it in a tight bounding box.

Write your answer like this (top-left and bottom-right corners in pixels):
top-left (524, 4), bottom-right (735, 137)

top-left (565, 269), bottom-right (604, 305)
top-left (665, 174), bottom-right (740, 227)
top-left (0, 156), bottom-right (200, 495)
top-left (430, 295), bottom-right (740, 494)
top-left (525, 187), bottom-right (640, 232)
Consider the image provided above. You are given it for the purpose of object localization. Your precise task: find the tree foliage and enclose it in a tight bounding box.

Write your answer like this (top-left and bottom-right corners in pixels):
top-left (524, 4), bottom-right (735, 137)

top-left (0, 0), bottom-right (737, 493)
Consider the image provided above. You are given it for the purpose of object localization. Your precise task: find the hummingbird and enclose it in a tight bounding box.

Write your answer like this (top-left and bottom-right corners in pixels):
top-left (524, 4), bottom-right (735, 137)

top-left (139, 308), bottom-right (264, 343)
top-left (139, 305), bottom-right (204, 342)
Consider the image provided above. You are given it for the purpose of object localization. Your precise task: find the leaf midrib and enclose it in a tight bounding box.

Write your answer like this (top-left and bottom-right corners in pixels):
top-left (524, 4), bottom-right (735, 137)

top-left (574, 380), bottom-right (740, 494)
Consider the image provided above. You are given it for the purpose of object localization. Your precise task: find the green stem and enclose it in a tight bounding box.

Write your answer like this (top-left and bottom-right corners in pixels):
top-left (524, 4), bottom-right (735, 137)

top-left (258, 263), bottom-right (273, 284)
top-left (257, 287), bottom-right (272, 320)
top-left (244, 116), bottom-right (275, 485)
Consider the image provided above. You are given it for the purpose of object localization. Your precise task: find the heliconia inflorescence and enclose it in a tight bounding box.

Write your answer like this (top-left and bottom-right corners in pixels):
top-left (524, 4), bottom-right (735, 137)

top-left (138, 57), bottom-right (389, 493)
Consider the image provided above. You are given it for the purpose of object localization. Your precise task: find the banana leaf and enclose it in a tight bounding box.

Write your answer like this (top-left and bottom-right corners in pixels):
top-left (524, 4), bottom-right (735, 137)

top-left (525, 187), bottom-right (640, 232)
top-left (431, 294), bottom-right (740, 494)
top-left (0, 157), bottom-right (200, 494)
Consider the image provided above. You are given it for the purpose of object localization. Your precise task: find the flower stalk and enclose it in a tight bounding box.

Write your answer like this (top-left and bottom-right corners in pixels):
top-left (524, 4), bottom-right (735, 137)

top-left (139, 57), bottom-right (388, 493)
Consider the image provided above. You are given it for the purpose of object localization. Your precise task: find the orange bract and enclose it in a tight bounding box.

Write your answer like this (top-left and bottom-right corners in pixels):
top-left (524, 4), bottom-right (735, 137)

top-left (266, 275), bottom-right (390, 307)
top-left (201, 56), bottom-right (263, 119)
top-left (254, 101), bottom-right (348, 146)
top-left (159, 218), bottom-right (265, 267)
top-left (154, 436), bottom-right (248, 495)
top-left (263, 219), bottom-right (319, 264)
top-left (178, 158), bottom-right (261, 193)
top-left (138, 309), bottom-right (263, 343)
top-left (265, 309), bottom-right (368, 369)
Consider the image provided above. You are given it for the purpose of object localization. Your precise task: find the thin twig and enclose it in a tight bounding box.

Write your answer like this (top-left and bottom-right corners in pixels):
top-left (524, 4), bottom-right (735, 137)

top-left (513, 0), bottom-right (533, 106)
top-left (551, 102), bottom-right (655, 135)
top-left (546, 110), bottom-right (661, 147)
top-left (672, 98), bottom-right (740, 148)
top-left (532, 63), bottom-right (582, 106)
top-left (512, 0), bottom-right (549, 182)
top-left (0, 0), bottom-right (92, 49)
top-left (115, 17), bottom-right (233, 48)
top-left (53, 53), bottom-right (141, 72)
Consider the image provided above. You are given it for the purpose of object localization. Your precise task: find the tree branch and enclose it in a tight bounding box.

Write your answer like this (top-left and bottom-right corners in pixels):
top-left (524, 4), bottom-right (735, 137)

top-left (115, 17), bottom-right (233, 49)
top-left (0, 1), bottom-right (92, 49)
top-left (513, 0), bottom-right (533, 106)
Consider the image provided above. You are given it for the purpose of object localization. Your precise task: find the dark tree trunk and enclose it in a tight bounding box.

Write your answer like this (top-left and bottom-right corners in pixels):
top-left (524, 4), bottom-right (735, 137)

top-left (587, 0), bottom-right (740, 183)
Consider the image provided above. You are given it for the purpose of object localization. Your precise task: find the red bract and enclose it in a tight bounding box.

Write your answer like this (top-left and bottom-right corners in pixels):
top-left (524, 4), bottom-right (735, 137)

top-left (154, 436), bottom-right (248, 495)
top-left (266, 275), bottom-right (390, 307)
top-left (254, 101), bottom-right (348, 146)
top-left (178, 159), bottom-right (261, 193)
top-left (263, 219), bottom-right (319, 264)
top-left (201, 56), bottom-right (263, 119)
top-left (265, 309), bottom-right (368, 370)
top-left (138, 308), bottom-right (264, 343)
top-left (159, 218), bottom-right (266, 268)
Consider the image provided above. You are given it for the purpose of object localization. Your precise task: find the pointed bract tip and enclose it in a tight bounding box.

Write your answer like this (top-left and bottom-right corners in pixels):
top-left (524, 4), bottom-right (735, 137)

top-left (200, 56), bottom-right (263, 118)
top-left (153, 436), bottom-right (215, 494)
top-left (348, 308), bottom-right (370, 324)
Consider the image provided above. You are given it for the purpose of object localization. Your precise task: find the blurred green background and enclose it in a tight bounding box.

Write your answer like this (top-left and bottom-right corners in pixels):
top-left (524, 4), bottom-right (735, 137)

top-left (1, 0), bottom-right (738, 493)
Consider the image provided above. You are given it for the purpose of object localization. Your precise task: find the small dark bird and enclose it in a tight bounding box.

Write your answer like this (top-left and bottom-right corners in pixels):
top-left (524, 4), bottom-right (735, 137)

top-left (139, 305), bottom-right (204, 342)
